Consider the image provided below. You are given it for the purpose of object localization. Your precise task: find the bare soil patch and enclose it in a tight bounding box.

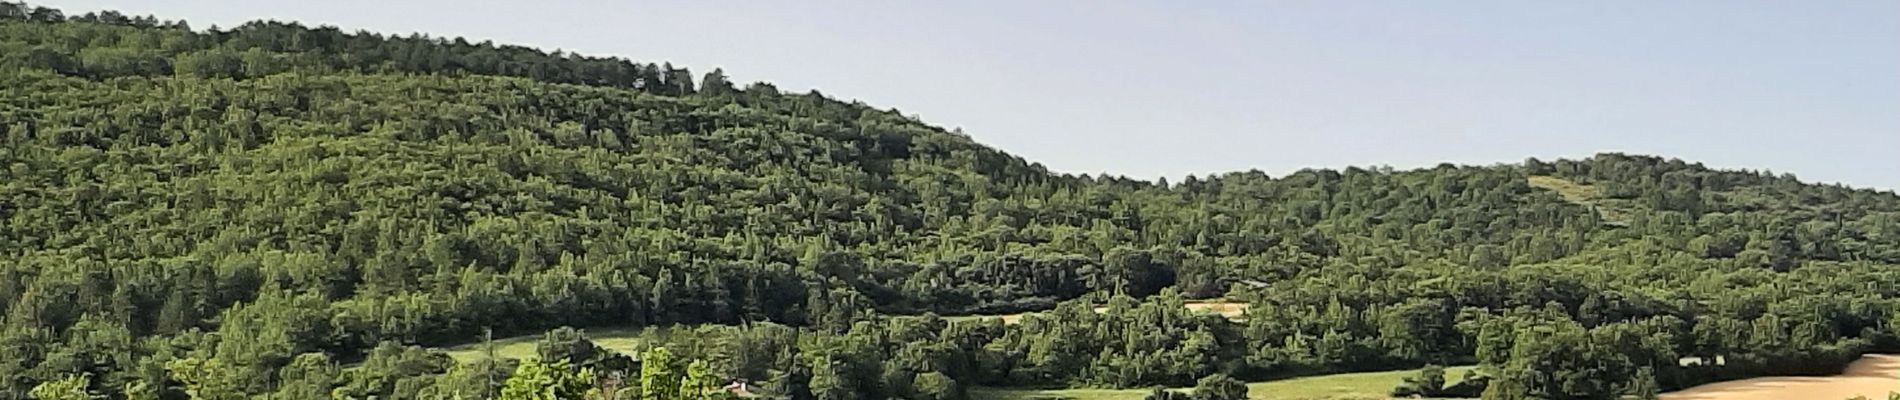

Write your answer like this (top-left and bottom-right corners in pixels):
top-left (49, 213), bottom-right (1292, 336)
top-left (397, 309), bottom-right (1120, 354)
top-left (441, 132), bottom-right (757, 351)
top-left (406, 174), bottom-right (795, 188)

top-left (1660, 354), bottom-right (1900, 400)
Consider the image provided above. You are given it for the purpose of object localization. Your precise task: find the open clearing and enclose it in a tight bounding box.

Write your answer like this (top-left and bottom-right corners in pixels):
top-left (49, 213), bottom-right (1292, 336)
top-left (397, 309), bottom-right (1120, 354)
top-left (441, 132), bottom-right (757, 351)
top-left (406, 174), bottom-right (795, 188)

top-left (947, 300), bottom-right (1250, 325)
top-left (440, 326), bottom-right (656, 363)
top-left (1525, 175), bottom-right (1635, 225)
top-left (971, 366), bottom-right (1475, 400)
top-left (1660, 354), bottom-right (1900, 400)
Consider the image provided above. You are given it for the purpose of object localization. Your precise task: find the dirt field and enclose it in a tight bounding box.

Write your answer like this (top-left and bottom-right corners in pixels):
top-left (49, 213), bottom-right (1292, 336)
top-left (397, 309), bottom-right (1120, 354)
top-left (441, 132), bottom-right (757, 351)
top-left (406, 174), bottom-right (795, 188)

top-left (1661, 354), bottom-right (1900, 400)
top-left (1182, 300), bottom-right (1249, 320)
top-left (973, 364), bottom-right (1475, 400)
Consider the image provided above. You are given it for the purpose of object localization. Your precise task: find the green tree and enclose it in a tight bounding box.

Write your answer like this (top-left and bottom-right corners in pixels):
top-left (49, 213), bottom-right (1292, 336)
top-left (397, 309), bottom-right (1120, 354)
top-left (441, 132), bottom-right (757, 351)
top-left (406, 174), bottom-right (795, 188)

top-left (640, 347), bottom-right (681, 400)
top-left (911, 372), bottom-right (961, 400)
top-left (28, 375), bottom-right (97, 400)
top-left (679, 360), bottom-right (717, 400)
top-left (699, 68), bottom-right (735, 97)
top-left (499, 359), bottom-right (597, 400)
top-left (537, 327), bottom-right (604, 366)
top-left (1627, 367), bottom-right (1659, 400)
top-left (1191, 374), bottom-right (1246, 400)
top-left (809, 355), bottom-right (857, 400)
top-left (1391, 364), bottom-right (1446, 397)
top-left (1144, 386), bottom-right (1186, 400)
top-left (164, 358), bottom-right (244, 400)
top-left (268, 353), bottom-right (337, 400)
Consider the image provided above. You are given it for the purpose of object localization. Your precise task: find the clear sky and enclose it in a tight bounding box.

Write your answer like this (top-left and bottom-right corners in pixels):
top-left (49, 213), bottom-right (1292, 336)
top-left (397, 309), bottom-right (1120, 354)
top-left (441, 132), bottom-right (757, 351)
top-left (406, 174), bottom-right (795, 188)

top-left (40, 1), bottom-right (1900, 190)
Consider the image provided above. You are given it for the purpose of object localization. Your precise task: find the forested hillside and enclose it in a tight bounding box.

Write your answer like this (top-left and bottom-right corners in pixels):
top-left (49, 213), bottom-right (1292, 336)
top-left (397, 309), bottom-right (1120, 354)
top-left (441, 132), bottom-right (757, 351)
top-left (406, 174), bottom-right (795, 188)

top-left (3, 4), bottom-right (1899, 400)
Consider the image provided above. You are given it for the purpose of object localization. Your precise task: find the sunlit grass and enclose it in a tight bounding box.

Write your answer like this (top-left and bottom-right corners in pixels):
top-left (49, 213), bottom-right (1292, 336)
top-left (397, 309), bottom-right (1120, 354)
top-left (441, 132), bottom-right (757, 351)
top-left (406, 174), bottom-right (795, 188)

top-left (971, 366), bottom-right (1479, 400)
top-left (440, 326), bottom-right (655, 363)
top-left (942, 300), bottom-right (1249, 325)
top-left (1526, 175), bottom-right (1634, 225)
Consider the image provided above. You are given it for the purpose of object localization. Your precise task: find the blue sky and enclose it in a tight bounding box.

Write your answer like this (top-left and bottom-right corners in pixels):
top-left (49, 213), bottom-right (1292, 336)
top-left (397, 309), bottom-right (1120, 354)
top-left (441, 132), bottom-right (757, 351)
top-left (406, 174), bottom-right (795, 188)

top-left (43, 1), bottom-right (1900, 190)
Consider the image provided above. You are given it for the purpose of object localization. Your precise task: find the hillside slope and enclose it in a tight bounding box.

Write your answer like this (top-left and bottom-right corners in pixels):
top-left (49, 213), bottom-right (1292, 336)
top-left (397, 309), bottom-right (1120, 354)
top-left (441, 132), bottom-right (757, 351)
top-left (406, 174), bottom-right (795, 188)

top-left (4, 5), bottom-right (1900, 400)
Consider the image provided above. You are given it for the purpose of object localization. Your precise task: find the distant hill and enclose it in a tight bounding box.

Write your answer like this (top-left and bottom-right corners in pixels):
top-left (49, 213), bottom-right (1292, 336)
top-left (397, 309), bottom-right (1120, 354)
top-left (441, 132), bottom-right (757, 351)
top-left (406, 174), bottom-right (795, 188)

top-left (4, 4), bottom-right (1899, 400)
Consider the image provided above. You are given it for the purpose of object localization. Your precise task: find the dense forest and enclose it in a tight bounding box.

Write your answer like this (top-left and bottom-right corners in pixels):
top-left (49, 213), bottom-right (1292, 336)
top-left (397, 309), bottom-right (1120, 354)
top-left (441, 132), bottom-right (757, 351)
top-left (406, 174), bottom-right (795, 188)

top-left (3, 3), bottom-right (1899, 400)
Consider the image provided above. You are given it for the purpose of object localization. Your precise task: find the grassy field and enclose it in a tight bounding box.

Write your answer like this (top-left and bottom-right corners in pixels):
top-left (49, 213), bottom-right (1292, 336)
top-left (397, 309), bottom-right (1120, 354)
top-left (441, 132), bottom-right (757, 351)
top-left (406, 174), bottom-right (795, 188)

top-left (1525, 175), bottom-right (1635, 225)
top-left (945, 300), bottom-right (1249, 325)
top-left (971, 366), bottom-right (1477, 400)
top-left (440, 326), bottom-right (656, 363)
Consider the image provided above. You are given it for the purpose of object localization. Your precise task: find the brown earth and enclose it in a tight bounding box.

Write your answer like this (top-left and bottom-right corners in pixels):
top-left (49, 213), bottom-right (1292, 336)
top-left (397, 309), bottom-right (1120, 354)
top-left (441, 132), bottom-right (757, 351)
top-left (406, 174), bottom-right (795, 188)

top-left (1182, 300), bottom-right (1248, 320)
top-left (1660, 354), bottom-right (1900, 400)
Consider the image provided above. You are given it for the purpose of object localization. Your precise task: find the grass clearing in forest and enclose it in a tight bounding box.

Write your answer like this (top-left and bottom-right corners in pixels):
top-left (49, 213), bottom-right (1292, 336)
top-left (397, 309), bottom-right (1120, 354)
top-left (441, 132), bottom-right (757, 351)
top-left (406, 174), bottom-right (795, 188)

top-left (971, 366), bottom-right (1478, 400)
top-left (440, 326), bottom-right (655, 363)
top-left (970, 387), bottom-right (1149, 400)
top-left (1246, 366), bottom-right (1476, 399)
top-left (1525, 175), bottom-right (1635, 225)
top-left (945, 300), bottom-right (1249, 325)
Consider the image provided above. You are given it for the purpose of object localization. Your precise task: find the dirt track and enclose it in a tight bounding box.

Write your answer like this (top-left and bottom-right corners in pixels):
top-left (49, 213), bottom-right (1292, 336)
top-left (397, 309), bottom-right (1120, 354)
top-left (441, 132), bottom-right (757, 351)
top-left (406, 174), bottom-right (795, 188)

top-left (1660, 354), bottom-right (1900, 400)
